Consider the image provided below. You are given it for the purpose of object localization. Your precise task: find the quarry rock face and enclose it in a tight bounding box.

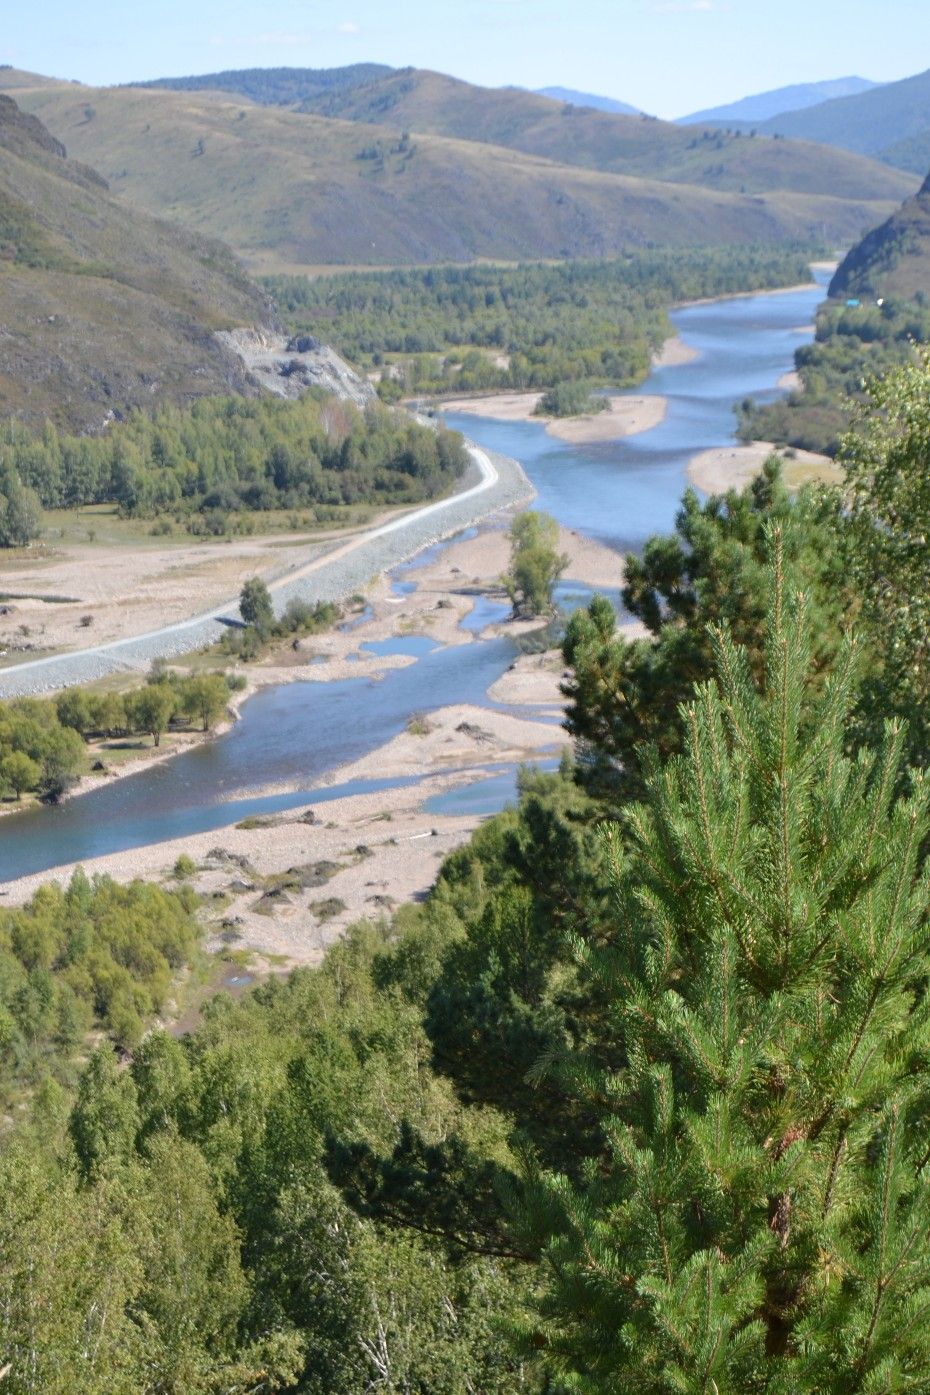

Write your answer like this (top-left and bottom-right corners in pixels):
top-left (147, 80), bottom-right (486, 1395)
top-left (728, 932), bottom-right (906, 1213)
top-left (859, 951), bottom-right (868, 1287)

top-left (216, 327), bottom-right (376, 408)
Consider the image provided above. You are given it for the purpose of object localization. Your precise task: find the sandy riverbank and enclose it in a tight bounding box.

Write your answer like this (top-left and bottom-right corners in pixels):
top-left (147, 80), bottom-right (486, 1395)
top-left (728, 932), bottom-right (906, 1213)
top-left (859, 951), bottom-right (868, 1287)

top-left (688, 441), bottom-right (842, 494)
top-left (0, 516), bottom-right (633, 932)
top-left (0, 506), bottom-right (651, 983)
top-left (1, 694), bottom-right (567, 966)
top-left (0, 518), bottom-right (624, 825)
top-left (653, 334), bottom-right (699, 369)
top-left (441, 391), bottom-right (667, 443)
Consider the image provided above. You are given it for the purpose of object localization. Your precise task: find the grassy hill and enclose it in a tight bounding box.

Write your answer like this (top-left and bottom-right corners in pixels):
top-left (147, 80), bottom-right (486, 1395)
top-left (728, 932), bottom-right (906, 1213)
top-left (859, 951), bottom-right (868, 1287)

top-left (1, 75), bottom-right (911, 276)
top-left (750, 68), bottom-right (930, 174)
top-left (0, 93), bottom-right (271, 430)
top-left (830, 171), bottom-right (930, 300)
top-left (282, 67), bottom-right (914, 201)
top-left (680, 77), bottom-right (879, 127)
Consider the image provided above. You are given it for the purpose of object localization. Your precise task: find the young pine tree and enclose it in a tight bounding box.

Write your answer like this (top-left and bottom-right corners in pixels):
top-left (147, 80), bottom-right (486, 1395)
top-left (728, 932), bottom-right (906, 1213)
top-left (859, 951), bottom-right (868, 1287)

top-left (519, 533), bottom-right (930, 1393)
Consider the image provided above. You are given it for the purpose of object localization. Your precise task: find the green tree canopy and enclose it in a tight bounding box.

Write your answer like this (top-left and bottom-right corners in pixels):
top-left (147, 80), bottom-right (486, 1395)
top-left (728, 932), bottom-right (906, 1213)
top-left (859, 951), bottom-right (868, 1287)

top-left (239, 575), bottom-right (275, 634)
top-left (125, 682), bottom-right (176, 748)
top-left (503, 510), bottom-right (568, 618)
top-left (521, 540), bottom-right (930, 1392)
top-left (842, 350), bottom-right (930, 766)
top-left (0, 461), bottom-right (41, 547)
top-left (562, 460), bottom-right (850, 799)
top-left (1, 750), bottom-right (40, 800)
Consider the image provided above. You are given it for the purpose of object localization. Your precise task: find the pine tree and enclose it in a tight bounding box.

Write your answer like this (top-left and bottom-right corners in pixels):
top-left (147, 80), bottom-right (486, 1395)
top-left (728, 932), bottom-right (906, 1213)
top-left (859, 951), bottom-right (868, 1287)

top-left (561, 459), bottom-right (850, 801)
top-left (520, 532), bottom-right (930, 1393)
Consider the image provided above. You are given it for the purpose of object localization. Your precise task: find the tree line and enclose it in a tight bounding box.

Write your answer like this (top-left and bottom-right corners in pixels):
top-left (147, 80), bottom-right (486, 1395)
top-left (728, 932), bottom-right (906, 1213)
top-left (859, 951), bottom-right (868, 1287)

top-left (0, 871), bottom-right (200, 1103)
top-left (0, 668), bottom-right (244, 803)
top-left (265, 244), bottom-right (820, 399)
top-left (2, 353), bottom-right (930, 1390)
top-left (0, 393), bottom-right (468, 541)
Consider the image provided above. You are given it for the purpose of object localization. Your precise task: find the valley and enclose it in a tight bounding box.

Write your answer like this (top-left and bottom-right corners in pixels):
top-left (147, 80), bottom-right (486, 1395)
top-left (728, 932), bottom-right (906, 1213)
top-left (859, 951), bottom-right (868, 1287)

top-left (1, 274), bottom-right (830, 907)
top-left (3, 22), bottom-right (930, 1389)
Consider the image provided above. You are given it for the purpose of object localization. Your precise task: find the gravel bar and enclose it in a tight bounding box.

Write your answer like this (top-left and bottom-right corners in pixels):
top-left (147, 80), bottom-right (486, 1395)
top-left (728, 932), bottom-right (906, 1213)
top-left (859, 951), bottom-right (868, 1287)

top-left (0, 443), bottom-right (533, 698)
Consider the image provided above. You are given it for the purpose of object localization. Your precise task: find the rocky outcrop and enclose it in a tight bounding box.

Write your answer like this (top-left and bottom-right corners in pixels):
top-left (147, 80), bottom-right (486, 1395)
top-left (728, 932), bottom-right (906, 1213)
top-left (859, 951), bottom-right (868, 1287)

top-left (216, 327), bottom-right (375, 408)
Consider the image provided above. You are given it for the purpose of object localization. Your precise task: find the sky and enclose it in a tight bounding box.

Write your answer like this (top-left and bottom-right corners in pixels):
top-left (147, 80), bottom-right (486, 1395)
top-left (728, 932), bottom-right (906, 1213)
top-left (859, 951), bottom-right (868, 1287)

top-left (2, 0), bottom-right (929, 120)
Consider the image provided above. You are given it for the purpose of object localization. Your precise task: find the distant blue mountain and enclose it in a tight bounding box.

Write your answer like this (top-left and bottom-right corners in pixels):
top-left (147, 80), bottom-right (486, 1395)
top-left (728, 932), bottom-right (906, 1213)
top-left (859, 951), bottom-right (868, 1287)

top-left (678, 76), bottom-right (879, 127)
top-left (533, 86), bottom-right (640, 115)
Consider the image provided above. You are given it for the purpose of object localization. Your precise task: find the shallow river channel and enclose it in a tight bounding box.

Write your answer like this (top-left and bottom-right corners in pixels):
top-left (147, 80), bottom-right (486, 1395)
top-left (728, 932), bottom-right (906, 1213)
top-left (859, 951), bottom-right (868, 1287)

top-left (0, 272), bottom-right (829, 882)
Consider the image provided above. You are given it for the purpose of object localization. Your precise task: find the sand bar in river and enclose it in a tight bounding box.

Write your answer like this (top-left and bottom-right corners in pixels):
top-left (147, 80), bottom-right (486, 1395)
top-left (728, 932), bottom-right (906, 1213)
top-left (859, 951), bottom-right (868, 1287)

top-left (688, 442), bottom-right (842, 494)
top-left (441, 391), bottom-right (667, 443)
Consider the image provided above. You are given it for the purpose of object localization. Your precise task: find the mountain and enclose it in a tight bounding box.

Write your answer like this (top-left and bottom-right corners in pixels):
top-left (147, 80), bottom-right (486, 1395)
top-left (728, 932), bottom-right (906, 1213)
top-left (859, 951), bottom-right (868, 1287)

top-left (533, 86), bottom-right (640, 115)
top-left (135, 64), bottom-right (394, 107)
top-left (679, 76), bottom-right (879, 127)
top-left (748, 68), bottom-right (930, 174)
top-left (275, 67), bottom-right (914, 202)
top-left (0, 94), bottom-right (271, 431)
top-left (0, 75), bottom-right (911, 276)
top-left (117, 65), bottom-right (914, 206)
top-left (830, 170), bottom-right (930, 301)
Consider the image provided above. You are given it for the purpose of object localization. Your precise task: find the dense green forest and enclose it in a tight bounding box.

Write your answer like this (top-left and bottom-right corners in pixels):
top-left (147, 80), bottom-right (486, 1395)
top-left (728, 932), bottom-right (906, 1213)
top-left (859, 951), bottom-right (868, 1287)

top-left (266, 245), bottom-right (820, 397)
top-left (0, 874), bottom-right (200, 1104)
top-left (0, 393), bottom-right (468, 533)
top-left (3, 356), bottom-right (930, 1391)
top-left (739, 294), bottom-right (930, 453)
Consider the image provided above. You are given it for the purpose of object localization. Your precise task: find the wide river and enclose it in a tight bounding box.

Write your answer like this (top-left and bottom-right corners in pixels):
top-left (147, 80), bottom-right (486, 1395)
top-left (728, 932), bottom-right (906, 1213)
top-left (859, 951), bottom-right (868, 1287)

top-left (0, 272), bottom-right (828, 883)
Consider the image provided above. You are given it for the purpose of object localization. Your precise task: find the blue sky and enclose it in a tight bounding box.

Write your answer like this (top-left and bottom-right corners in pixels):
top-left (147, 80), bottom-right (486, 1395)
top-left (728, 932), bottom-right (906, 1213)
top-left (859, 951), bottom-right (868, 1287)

top-left (3, 0), bottom-right (928, 119)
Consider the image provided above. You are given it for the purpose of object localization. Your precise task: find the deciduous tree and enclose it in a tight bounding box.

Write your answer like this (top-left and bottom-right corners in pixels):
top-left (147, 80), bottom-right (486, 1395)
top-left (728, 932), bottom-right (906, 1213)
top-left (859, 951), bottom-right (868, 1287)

top-left (239, 576), bottom-right (274, 634)
top-left (503, 511), bottom-right (567, 618)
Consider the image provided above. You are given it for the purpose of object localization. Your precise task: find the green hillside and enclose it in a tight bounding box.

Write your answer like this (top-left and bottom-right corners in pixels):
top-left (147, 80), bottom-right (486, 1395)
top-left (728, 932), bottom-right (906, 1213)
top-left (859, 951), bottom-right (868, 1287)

top-left (738, 175), bottom-right (930, 455)
top-left (0, 93), bottom-right (271, 431)
top-left (830, 171), bottom-right (930, 300)
top-left (0, 76), bottom-right (908, 275)
top-left (271, 66), bottom-right (915, 201)
top-left (751, 68), bottom-right (930, 173)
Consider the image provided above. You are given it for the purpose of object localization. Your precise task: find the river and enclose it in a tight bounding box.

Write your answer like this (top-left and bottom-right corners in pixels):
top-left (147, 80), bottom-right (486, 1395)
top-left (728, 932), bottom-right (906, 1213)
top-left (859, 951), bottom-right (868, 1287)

top-left (0, 273), bottom-right (828, 884)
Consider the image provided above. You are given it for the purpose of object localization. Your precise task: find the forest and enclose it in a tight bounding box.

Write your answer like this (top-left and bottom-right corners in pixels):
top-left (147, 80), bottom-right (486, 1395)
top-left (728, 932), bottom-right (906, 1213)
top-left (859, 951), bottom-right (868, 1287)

top-left (0, 393), bottom-right (468, 535)
top-left (2, 353), bottom-right (930, 1392)
top-left (265, 244), bottom-right (820, 397)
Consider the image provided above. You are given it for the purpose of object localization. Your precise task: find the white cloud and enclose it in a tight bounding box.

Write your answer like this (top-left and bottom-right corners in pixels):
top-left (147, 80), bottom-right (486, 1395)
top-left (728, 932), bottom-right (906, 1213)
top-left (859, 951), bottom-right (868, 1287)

top-left (337, 21), bottom-right (362, 34)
